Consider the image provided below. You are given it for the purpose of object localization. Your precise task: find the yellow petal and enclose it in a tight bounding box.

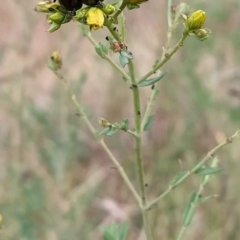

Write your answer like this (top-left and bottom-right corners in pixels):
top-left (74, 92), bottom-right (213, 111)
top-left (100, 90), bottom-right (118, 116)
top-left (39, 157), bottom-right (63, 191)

top-left (86, 8), bottom-right (104, 30)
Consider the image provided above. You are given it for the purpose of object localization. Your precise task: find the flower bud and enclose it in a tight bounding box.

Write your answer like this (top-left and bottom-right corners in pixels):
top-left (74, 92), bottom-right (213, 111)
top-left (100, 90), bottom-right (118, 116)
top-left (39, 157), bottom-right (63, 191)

top-left (98, 117), bottom-right (111, 128)
top-left (34, 1), bottom-right (52, 13)
top-left (49, 51), bottom-right (62, 70)
top-left (193, 28), bottom-right (211, 41)
top-left (102, 4), bottom-right (116, 15)
top-left (185, 10), bottom-right (206, 30)
top-left (48, 22), bottom-right (61, 32)
top-left (49, 12), bottom-right (65, 24)
top-left (189, 28), bottom-right (211, 41)
top-left (35, 1), bottom-right (61, 13)
top-left (75, 7), bottom-right (89, 21)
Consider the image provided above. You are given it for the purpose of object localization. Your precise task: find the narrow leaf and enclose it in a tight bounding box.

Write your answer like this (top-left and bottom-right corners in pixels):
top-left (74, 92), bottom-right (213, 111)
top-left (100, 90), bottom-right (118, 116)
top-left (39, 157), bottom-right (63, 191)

top-left (195, 167), bottom-right (223, 176)
top-left (143, 115), bottom-right (155, 131)
top-left (119, 222), bottom-right (129, 240)
top-left (98, 127), bottom-right (112, 136)
top-left (105, 128), bottom-right (118, 136)
top-left (103, 231), bottom-right (115, 240)
top-left (137, 72), bottom-right (166, 87)
top-left (182, 192), bottom-right (197, 226)
top-left (197, 194), bottom-right (218, 205)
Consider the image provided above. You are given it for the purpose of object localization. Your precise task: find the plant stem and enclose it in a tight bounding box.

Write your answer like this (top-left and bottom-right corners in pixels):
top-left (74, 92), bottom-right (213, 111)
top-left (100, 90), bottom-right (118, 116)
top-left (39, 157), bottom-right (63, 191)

top-left (176, 226), bottom-right (187, 240)
top-left (140, 32), bottom-right (188, 131)
top-left (176, 157), bottom-right (219, 240)
top-left (128, 59), bottom-right (153, 240)
top-left (139, 31), bottom-right (188, 83)
top-left (112, 0), bottom-right (129, 21)
top-left (145, 130), bottom-right (240, 210)
top-left (53, 70), bottom-right (141, 205)
top-left (105, 18), bottom-right (153, 239)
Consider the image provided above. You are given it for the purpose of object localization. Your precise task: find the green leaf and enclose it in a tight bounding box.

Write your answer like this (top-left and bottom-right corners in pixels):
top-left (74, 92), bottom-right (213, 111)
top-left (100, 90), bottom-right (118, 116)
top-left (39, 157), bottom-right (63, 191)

top-left (120, 50), bottom-right (134, 59)
top-left (95, 43), bottom-right (109, 57)
top-left (120, 119), bottom-right (129, 131)
top-left (137, 72), bottom-right (166, 87)
top-left (143, 115), bottom-right (155, 131)
top-left (119, 222), bottom-right (128, 240)
top-left (106, 128), bottom-right (118, 136)
top-left (119, 54), bottom-right (129, 67)
top-left (98, 127), bottom-right (112, 136)
top-left (182, 192), bottom-right (197, 226)
top-left (196, 194), bottom-right (218, 205)
top-left (102, 222), bottom-right (129, 240)
top-left (195, 167), bottom-right (223, 176)
top-left (98, 127), bottom-right (118, 136)
top-left (103, 231), bottom-right (115, 240)
top-left (170, 171), bottom-right (187, 187)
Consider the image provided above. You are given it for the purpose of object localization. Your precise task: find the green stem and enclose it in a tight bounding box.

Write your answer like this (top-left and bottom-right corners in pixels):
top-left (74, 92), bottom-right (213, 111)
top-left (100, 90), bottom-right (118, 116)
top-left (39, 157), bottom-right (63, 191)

top-left (145, 130), bottom-right (240, 210)
top-left (139, 31), bottom-right (188, 82)
top-left (176, 157), bottom-right (219, 240)
top-left (140, 32), bottom-right (188, 131)
top-left (176, 226), bottom-right (187, 240)
top-left (128, 60), bottom-right (153, 240)
top-left (54, 70), bottom-right (141, 205)
top-left (112, 0), bottom-right (129, 21)
top-left (167, 0), bottom-right (172, 29)
top-left (105, 19), bottom-right (122, 41)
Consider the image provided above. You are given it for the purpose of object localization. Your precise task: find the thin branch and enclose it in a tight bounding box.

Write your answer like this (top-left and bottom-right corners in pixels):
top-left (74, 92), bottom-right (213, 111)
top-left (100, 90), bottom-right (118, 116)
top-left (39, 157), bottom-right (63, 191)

top-left (145, 130), bottom-right (240, 210)
top-left (53, 70), bottom-right (141, 205)
top-left (140, 31), bottom-right (188, 131)
top-left (128, 59), bottom-right (153, 240)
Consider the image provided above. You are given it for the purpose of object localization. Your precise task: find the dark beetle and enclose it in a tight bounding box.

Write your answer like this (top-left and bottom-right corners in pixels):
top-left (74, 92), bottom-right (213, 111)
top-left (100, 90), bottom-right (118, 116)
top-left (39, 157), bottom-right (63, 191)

top-left (55, 0), bottom-right (104, 11)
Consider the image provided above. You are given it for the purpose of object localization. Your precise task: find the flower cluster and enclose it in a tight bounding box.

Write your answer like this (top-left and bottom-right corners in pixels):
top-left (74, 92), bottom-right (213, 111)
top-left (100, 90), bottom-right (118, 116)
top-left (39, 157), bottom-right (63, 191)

top-left (35, 0), bottom-right (115, 32)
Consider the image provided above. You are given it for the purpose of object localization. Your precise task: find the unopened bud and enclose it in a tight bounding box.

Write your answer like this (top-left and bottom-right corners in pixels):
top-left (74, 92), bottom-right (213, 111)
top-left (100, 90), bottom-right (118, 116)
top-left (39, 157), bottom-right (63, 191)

top-left (49, 12), bottom-right (65, 24)
top-left (48, 22), bottom-right (61, 33)
top-left (75, 7), bottom-right (89, 21)
top-left (49, 51), bottom-right (62, 70)
top-left (194, 28), bottom-right (211, 41)
top-left (102, 4), bottom-right (116, 15)
top-left (35, 1), bottom-right (61, 13)
top-left (185, 10), bottom-right (206, 31)
top-left (35, 1), bottom-right (52, 13)
top-left (98, 117), bottom-right (111, 128)
top-left (191, 28), bottom-right (211, 41)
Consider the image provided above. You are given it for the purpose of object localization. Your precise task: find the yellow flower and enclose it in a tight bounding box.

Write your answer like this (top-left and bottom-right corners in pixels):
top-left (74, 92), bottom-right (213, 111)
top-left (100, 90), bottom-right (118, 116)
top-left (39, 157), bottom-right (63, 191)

top-left (86, 8), bottom-right (105, 30)
top-left (185, 10), bottom-right (206, 30)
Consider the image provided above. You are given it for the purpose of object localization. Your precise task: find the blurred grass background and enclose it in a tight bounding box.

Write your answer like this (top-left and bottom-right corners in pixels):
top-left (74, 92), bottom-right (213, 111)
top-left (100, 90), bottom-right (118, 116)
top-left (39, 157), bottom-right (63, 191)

top-left (0, 0), bottom-right (240, 239)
